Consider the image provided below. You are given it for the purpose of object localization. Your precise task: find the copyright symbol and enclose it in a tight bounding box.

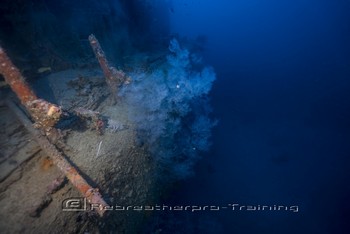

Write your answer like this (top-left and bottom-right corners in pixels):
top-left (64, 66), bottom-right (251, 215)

top-left (62, 197), bottom-right (87, 211)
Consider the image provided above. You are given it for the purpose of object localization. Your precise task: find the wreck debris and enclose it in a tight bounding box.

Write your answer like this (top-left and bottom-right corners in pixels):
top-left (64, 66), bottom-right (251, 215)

top-left (29, 194), bottom-right (52, 217)
top-left (0, 140), bottom-right (41, 183)
top-left (29, 175), bottom-right (67, 217)
top-left (46, 174), bottom-right (66, 194)
top-left (65, 74), bottom-right (109, 110)
top-left (67, 75), bottom-right (92, 96)
top-left (74, 107), bottom-right (100, 120)
top-left (95, 119), bottom-right (105, 135)
top-left (0, 46), bottom-right (62, 130)
top-left (74, 107), bottom-right (129, 134)
top-left (88, 34), bottom-right (131, 103)
top-left (74, 107), bottom-right (105, 135)
top-left (28, 99), bottom-right (62, 130)
top-left (6, 100), bottom-right (109, 217)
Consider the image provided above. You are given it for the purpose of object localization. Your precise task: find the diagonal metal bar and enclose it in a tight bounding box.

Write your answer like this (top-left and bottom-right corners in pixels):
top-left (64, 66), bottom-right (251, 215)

top-left (6, 99), bottom-right (109, 217)
top-left (0, 46), bottom-right (109, 217)
top-left (0, 46), bottom-right (61, 130)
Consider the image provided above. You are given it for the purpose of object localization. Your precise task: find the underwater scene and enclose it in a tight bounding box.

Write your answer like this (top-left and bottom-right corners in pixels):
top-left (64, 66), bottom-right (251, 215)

top-left (0, 0), bottom-right (349, 233)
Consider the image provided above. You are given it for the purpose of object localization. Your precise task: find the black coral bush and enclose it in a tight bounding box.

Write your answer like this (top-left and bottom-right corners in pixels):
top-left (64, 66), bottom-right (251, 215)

top-left (120, 39), bottom-right (216, 179)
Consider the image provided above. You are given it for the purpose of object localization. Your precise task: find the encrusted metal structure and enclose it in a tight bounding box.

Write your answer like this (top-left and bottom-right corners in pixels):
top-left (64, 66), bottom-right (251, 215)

top-left (0, 46), bottom-right (109, 217)
top-left (88, 34), bottom-right (131, 103)
top-left (0, 47), bottom-right (61, 130)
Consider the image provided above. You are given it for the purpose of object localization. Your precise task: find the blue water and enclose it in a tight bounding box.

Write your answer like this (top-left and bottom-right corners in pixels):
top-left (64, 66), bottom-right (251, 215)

top-left (160, 0), bottom-right (350, 233)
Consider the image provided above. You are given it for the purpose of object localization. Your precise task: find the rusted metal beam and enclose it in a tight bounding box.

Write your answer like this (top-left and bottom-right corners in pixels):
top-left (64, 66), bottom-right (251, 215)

top-left (88, 34), bottom-right (130, 103)
top-left (0, 45), bottom-right (109, 216)
top-left (0, 46), bottom-right (61, 130)
top-left (6, 100), bottom-right (109, 217)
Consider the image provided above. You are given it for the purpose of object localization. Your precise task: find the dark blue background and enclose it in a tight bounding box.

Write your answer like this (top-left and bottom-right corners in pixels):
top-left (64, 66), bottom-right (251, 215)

top-left (164, 0), bottom-right (350, 233)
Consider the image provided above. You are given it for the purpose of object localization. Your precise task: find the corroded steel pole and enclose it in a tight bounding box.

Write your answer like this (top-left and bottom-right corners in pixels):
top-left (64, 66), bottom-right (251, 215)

top-left (1, 46), bottom-right (109, 217)
top-left (6, 100), bottom-right (109, 217)
top-left (88, 34), bottom-right (130, 103)
top-left (88, 34), bottom-right (112, 83)
top-left (0, 47), bottom-right (36, 103)
top-left (0, 46), bottom-right (61, 130)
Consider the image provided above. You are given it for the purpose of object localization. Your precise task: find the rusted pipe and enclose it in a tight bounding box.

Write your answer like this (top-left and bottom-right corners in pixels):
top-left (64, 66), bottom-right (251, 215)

top-left (0, 47), bottom-right (36, 103)
top-left (0, 46), bottom-right (61, 130)
top-left (88, 34), bottom-right (130, 103)
top-left (0, 45), bottom-right (108, 216)
top-left (88, 35), bottom-right (112, 83)
top-left (6, 100), bottom-right (109, 217)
